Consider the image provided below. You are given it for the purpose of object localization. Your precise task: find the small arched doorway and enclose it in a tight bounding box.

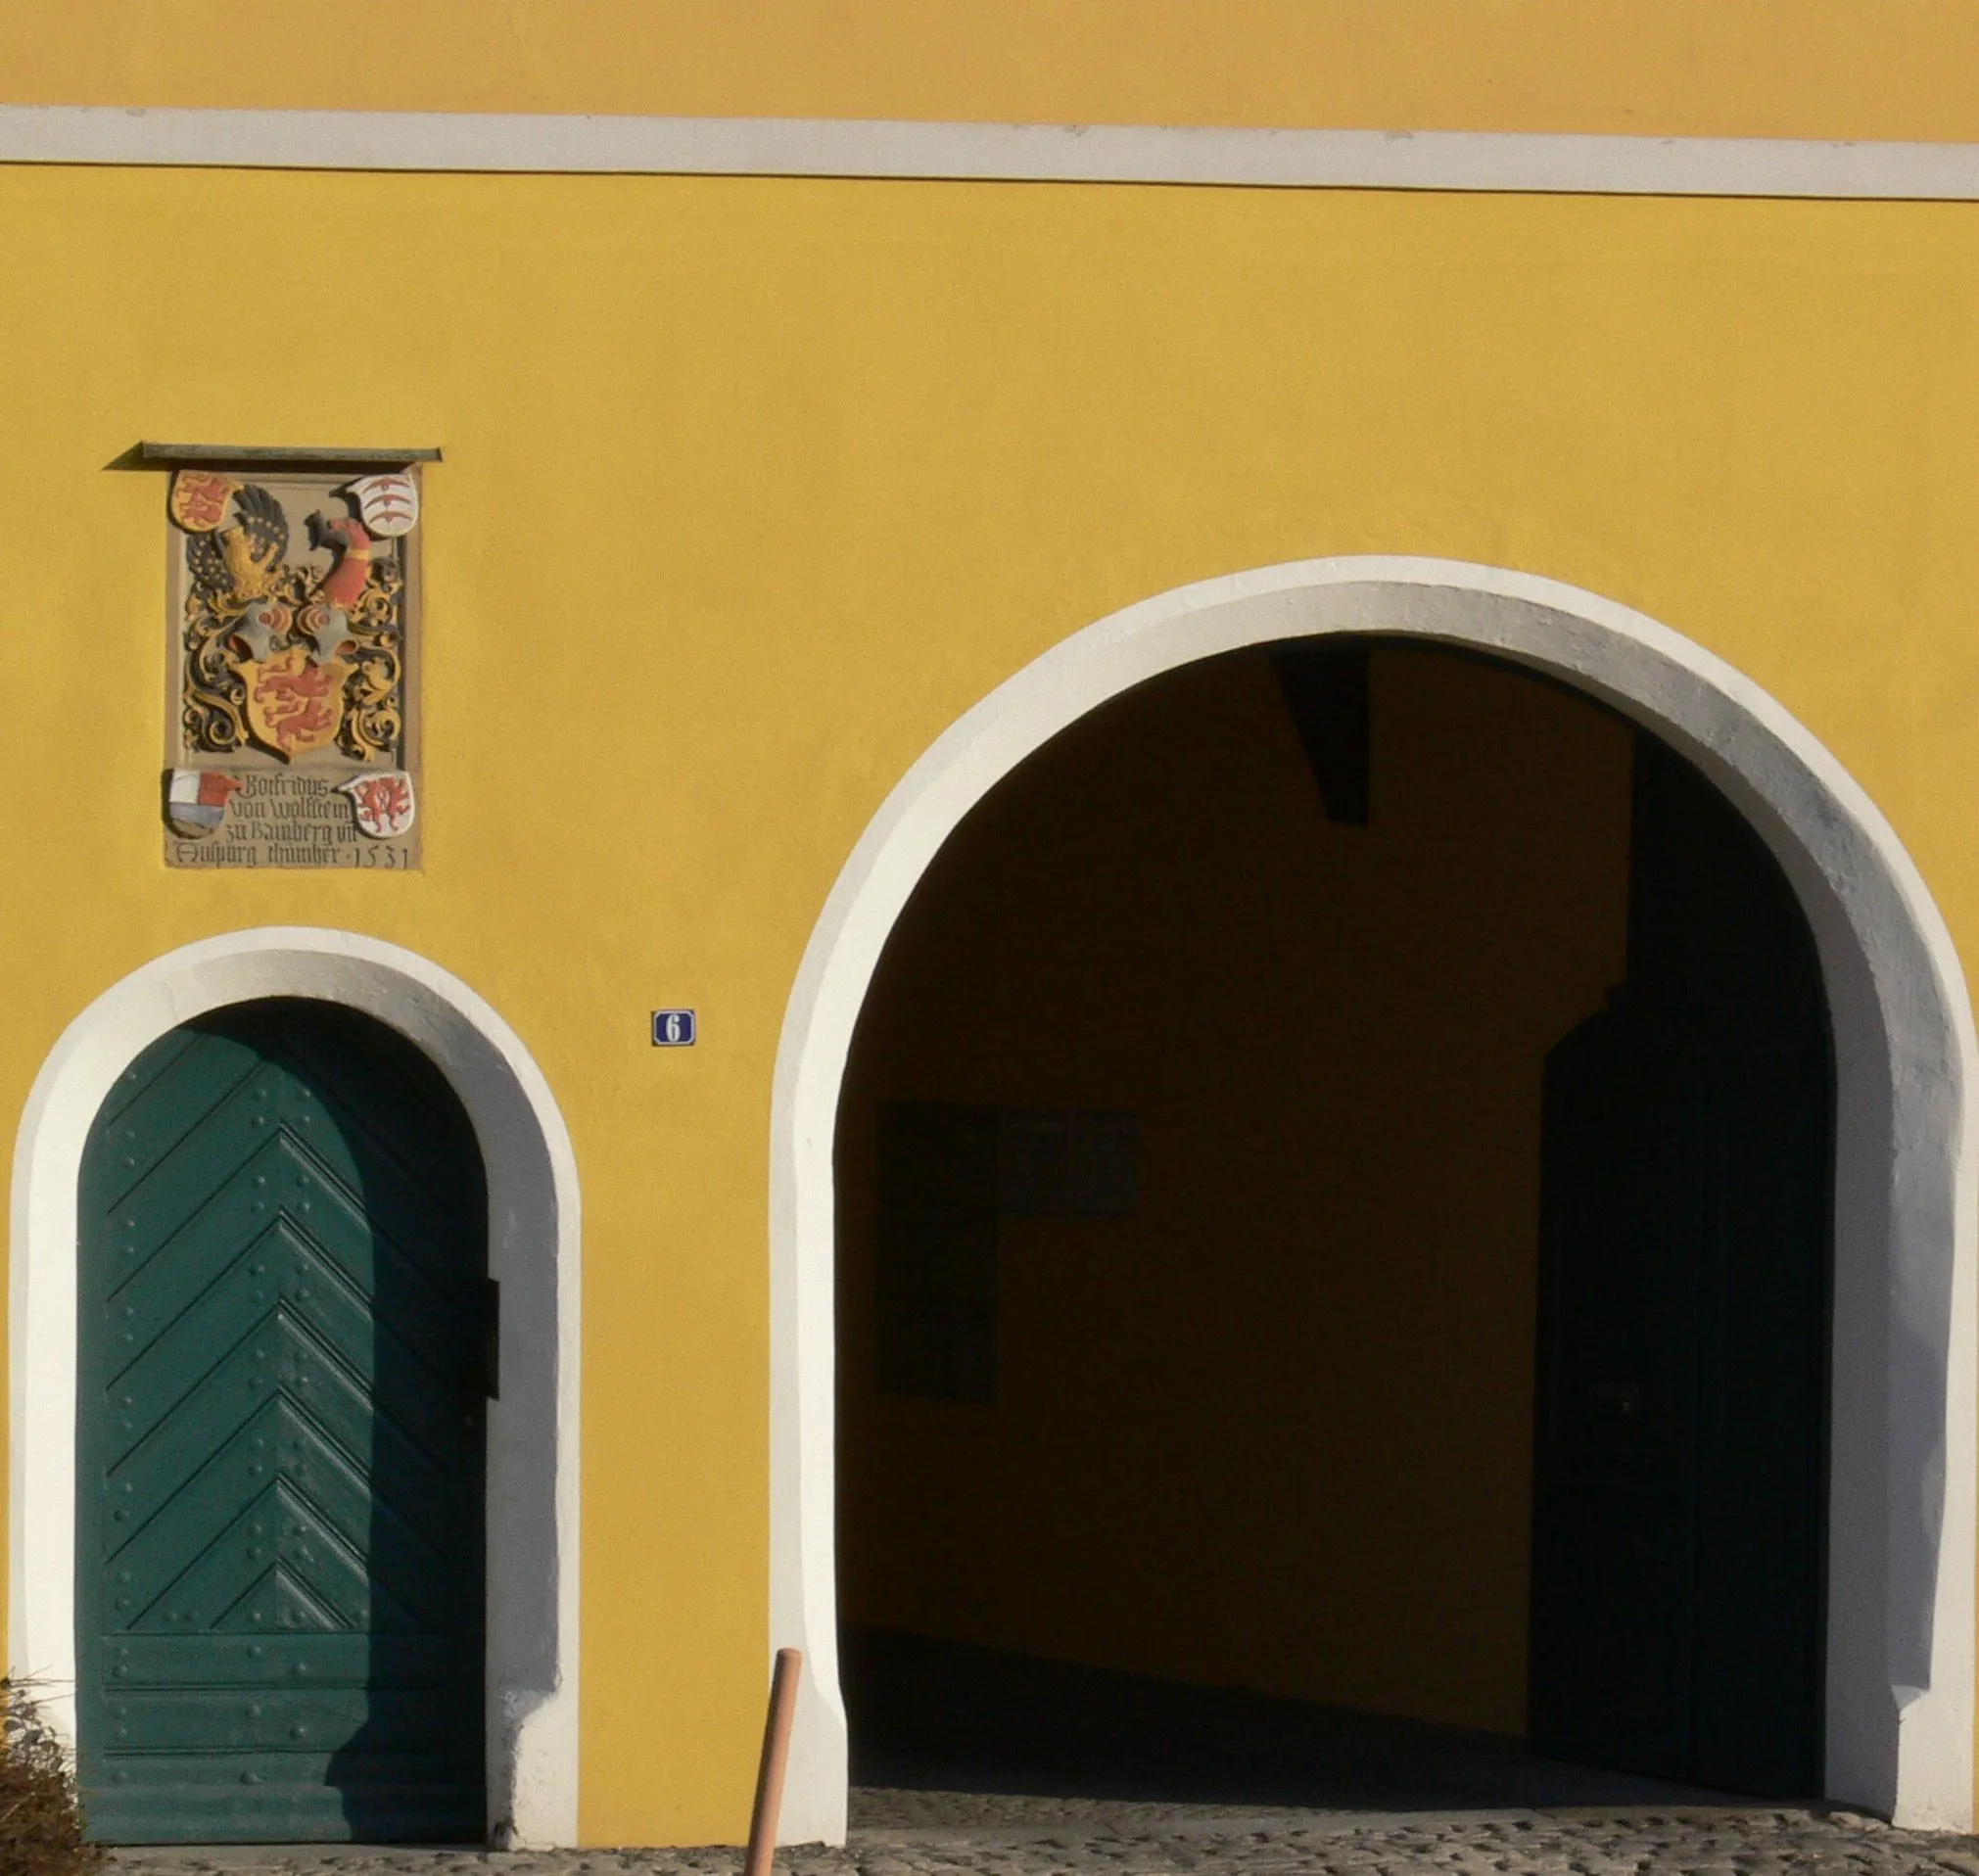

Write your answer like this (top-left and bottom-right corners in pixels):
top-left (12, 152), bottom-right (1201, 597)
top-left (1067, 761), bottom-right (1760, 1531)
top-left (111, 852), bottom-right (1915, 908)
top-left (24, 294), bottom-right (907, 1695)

top-left (74, 998), bottom-right (490, 1844)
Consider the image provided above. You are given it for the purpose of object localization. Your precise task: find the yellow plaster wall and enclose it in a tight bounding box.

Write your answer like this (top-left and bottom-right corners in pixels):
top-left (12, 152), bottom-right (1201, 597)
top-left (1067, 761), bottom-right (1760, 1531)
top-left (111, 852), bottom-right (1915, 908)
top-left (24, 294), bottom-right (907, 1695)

top-left (8, 0), bottom-right (1979, 142)
top-left (0, 166), bottom-right (1978, 1837)
top-left (836, 647), bottom-right (1633, 1734)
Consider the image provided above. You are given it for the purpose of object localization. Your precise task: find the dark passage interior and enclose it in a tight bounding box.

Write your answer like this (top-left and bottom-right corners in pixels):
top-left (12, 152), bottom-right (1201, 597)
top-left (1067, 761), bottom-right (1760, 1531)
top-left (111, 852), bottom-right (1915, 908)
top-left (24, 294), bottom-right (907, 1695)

top-left (835, 641), bottom-right (1829, 1809)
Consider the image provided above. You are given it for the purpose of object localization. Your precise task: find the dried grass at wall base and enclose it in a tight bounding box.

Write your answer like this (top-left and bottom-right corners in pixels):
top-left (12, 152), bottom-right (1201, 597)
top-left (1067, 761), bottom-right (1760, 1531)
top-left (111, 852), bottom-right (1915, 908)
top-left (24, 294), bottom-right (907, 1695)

top-left (0, 1683), bottom-right (105, 1876)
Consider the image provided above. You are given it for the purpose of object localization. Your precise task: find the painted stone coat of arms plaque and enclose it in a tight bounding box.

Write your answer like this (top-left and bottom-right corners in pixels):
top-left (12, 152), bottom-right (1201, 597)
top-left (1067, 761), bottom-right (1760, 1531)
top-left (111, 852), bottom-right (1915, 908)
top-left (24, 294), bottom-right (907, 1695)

top-left (162, 460), bottom-right (423, 868)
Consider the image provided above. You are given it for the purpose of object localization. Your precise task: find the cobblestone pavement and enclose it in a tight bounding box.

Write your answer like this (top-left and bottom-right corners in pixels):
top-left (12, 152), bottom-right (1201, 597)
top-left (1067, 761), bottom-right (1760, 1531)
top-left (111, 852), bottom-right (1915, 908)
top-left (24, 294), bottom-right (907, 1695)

top-left (105, 1790), bottom-right (1979, 1876)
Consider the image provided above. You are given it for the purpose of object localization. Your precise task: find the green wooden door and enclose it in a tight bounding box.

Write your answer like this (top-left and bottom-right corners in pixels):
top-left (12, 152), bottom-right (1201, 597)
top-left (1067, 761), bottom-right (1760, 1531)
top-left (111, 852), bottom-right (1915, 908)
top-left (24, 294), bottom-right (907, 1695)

top-left (77, 999), bottom-right (488, 1844)
top-left (1529, 737), bottom-right (1829, 1796)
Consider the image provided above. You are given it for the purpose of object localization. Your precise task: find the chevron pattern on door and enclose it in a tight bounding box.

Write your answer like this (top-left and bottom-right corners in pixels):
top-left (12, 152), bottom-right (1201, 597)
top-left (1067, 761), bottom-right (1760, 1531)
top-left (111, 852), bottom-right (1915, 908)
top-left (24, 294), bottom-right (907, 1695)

top-left (77, 999), bottom-right (488, 1844)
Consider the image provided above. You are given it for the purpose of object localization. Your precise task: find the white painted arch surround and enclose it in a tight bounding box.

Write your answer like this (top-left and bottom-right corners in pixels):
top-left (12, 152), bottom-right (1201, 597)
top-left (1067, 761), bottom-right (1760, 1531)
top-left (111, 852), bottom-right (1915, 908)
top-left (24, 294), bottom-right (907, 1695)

top-left (771, 557), bottom-right (1978, 1839)
top-left (8, 927), bottom-right (581, 1848)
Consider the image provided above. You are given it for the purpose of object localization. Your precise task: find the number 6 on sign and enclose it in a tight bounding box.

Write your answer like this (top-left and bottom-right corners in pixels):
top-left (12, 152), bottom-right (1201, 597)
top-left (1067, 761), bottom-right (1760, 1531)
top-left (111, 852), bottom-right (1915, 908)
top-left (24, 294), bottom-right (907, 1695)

top-left (651, 1009), bottom-right (697, 1047)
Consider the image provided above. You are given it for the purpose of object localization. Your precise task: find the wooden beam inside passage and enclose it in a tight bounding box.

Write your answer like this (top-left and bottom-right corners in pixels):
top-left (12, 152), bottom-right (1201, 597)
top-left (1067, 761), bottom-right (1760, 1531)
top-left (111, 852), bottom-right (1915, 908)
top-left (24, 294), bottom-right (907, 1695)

top-left (1272, 641), bottom-right (1371, 825)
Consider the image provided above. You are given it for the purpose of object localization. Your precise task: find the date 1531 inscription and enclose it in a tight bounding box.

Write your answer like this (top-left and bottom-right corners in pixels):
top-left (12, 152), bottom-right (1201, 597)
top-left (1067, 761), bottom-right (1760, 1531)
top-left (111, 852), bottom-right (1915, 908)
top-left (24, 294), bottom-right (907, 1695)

top-left (167, 773), bottom-right (412, 870)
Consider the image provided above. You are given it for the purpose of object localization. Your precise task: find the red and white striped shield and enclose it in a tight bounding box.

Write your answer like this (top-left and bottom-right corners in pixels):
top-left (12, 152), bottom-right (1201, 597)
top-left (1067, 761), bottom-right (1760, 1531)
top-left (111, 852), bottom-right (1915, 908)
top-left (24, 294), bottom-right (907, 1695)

top-left (165, 769), bottom-right (243, 837)
top-left (345, 472), bottom-right (420, 538)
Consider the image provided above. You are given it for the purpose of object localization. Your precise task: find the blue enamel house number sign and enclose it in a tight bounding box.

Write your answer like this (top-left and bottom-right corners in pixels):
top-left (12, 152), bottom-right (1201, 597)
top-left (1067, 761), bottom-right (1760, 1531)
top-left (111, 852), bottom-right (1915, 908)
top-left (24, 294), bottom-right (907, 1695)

top-left (652, 1009), bottom-right (697, 1047)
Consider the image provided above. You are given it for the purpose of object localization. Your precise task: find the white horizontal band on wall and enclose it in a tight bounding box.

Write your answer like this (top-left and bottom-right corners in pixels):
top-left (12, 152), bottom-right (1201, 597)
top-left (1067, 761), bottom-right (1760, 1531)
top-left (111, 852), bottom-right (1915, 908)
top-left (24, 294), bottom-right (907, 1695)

top-left (6, 105), bottom-right (1979, 199)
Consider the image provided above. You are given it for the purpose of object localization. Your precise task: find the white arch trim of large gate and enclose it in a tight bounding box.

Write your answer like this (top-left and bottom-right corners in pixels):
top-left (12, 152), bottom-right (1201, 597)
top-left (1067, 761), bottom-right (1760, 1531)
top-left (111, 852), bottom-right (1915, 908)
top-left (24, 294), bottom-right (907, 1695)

top-left (8, 927), bottom-right (582, 1849)
top-left (769, 557), bottom-right (1978, 1838)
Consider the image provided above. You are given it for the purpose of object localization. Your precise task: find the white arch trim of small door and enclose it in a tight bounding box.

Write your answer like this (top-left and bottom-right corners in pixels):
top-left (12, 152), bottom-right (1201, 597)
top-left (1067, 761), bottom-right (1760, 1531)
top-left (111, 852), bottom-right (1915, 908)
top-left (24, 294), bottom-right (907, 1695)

top-left (7, 926), bottom-right (582, 1849)
top-left (769, 556), bottom-right (1979, 1840)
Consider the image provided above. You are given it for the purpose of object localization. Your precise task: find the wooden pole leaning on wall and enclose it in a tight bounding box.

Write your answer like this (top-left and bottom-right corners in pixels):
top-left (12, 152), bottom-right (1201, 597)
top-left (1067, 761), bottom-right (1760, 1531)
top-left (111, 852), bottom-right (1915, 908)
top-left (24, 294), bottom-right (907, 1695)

top-left (744, 1648), bottom-right (805, 1876)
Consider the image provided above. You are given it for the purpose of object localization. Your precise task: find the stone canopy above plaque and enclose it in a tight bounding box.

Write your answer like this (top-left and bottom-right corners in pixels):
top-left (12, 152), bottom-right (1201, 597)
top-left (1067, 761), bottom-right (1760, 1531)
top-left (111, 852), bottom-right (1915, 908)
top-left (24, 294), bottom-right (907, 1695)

top-left (155, 446), bottom-right (437, 870)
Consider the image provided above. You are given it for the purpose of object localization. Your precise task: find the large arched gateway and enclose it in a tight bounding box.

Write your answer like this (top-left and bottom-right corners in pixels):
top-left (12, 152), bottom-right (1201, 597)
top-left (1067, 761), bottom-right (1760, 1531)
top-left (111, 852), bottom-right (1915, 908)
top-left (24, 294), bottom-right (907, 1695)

top-left (769, 560), bottom-right (1978, 1841)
